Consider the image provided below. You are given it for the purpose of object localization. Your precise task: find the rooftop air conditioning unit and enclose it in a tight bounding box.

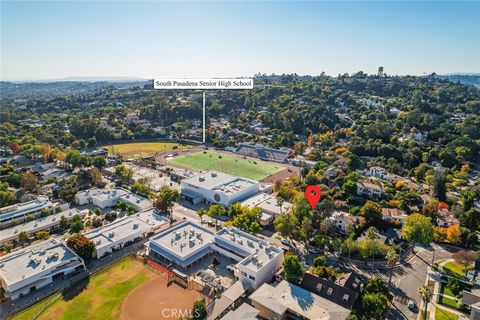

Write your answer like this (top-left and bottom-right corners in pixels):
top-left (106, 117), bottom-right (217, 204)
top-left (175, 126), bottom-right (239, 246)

top-left (211, 172), bottom-right (217, 177)
top-left (109, 232), bottom-right (114, 238)
top-left (199, 176), bottom-right (205, 182)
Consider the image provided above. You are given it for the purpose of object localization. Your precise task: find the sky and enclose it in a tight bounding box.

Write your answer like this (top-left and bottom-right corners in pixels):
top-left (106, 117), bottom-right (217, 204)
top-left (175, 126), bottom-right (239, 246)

top-left (1, 1), bottom-right (479, 81)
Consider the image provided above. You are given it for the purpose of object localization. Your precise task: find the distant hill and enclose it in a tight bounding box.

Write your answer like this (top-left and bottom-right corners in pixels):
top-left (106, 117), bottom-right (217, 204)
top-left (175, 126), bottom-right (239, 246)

top-left (0, 80), bottom-right (149, 102)
top-left (438, 74), bottom-right (480, 88)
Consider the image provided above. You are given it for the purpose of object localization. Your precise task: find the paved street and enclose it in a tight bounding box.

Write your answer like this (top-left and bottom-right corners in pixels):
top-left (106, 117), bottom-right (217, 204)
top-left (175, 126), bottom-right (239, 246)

top-left (340, 243), bottom-right (457, 320)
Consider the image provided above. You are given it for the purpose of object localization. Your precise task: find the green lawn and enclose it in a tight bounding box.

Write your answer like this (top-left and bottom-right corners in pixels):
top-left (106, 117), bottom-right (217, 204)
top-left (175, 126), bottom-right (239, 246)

top-left (10, 256), bottom-right (156, 320)
top-left (442, 262), bottom-right (469, 279)
top-left (106, 142), bottom-right (192, 158)
top-left (435, 307), bottom-right (459, 320)
top-left (439, 295), bottom-right (460, 309)
top-left (420, 311), bottom-right (430, 320)
top-left (169, 150), bottom-right (285, 180)
top-left (9, 292), bottom-right (62, 320)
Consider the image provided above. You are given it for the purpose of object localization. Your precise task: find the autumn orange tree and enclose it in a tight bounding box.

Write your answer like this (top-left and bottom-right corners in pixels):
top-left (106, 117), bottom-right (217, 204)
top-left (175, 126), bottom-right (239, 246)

top-left (446, 224), bottom-right (461, 244)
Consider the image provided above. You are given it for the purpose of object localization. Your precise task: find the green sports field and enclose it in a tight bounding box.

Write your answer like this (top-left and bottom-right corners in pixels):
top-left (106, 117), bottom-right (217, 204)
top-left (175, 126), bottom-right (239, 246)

top-left (106, 142), bottom-right (192, 158)
top-left (168, 151), bottom-right (284, 180)
top-left (10, 256), bottom-right (156, 320)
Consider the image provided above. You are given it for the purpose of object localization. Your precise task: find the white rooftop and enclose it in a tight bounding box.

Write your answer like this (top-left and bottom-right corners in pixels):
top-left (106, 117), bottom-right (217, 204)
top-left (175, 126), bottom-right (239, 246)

top-left (149, 220), bottom-right (215, 259)
top-left (0, 196), bottom-right (52, 221)
top-left (133, 209), bottom-right (170, 228)
top-left (216, 228), bottom-right (282, 272)
top-left (83, 216), bottom-right (151, 250)
top-left (182, 171), bottom-right (256, 192)
top-left (241, 193), bottom-right (291, 215)
top-left (0, 208), bottom-right (86, 243)
top-left (0, 238), bottom-right (81, 288)
top-left (250, 280), bottom-right (351, 320)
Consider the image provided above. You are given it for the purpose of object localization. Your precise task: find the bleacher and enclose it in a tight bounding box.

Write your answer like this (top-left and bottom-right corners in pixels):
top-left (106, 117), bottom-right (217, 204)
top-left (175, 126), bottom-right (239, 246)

top-left (235, 143), bottom-right (289, 163)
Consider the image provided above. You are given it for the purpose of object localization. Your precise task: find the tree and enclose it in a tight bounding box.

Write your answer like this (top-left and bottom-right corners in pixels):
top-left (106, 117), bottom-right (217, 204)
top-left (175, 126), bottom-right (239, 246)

top-left (192, 300), bottom-right (207, 320)
top-left (154, 186), bottom-right (179, 220)
top-left (10, 141), bottom-right (20, 155)
top-left (342, 180), bottom-right (357, 196)
top-left (59, 215), bottom-right (69, 229)
top-left (207, 204), bottom-right (226, 229)
top-left (20, 172), bottom-right (38, 192)
top-left (92, 156), bottom-right (106, 170)
top-left (89, 168), bottom-right (103, 186)
top-left (274, 213), bottom-right (295, 240)
top-left (0, 190), bottom-right (16, 207)
top-left (18, 231), bottom-right (29, 243)
top-left (66, 233), bottom-right (96, 264)
top-left (313, 256), bottom-right (327, 267)
top-left (446, 224), bottom-right (461, 244)
top-left (197, 208), bottom-right (207, 222)
top-left (35, 231), bottom-right (49, 240)
top-left (419, 285), bottom-right (433, 320)
top-left (422, 199), bottom-right (439, 218)
top-left (58, 177), bottom-right (79, 203)
top-left (131, 182), bottom-right (150, 198)
top-left (460, 208), bottom-right (480, 231)
top-left (432, 170), bottom-right (447, 202)
top-left (360, 201), bottom-right (383, 226)
top-left (116, 201), bottom-right (127, 211)
top-left (362, 293), bottom-right (389, 319)
top-left (386, 249), bottom-right (399, 286)
top-left (401, 213), bottom-right (434, 250)
top-left (115, 164), bottom-right (133, 184)
top-left (227, 206), bottom-right (261, 234)
top-left (69, 215), bottom-right (85, 233)
top-left (319, 219), bottom-right (333, 237)
top-left (365, 276), bottom-right (390, 296)
top-left (127, 205), bottom-right (136, 215)
top-left (4, 242), bottom-right (13, 253)
top-left (283, 255), bottom-right (304, 283)
top-left (451, 250), bottom-right (479, 276)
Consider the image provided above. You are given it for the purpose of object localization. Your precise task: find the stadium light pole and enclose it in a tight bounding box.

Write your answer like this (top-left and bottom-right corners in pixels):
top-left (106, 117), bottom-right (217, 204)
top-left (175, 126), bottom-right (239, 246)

top-left (203, 92), bottom-right (206, 144)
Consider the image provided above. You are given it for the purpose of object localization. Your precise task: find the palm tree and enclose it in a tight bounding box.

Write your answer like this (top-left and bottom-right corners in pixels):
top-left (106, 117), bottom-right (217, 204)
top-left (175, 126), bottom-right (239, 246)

top-left (386, 249), bottom-right (399, 286)
top-left (276, 197), bottom-right (285, 216)
top-left (419, 285), bottom-right (433, 320)
top-left (366, 226), bottom-right (379, 265)
top-left (197, 208), bottom-right (207, 223)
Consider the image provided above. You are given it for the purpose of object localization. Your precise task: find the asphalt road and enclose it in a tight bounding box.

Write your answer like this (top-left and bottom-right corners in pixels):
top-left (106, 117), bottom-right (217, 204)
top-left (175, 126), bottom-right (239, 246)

top-left (342, 243), bottom-right (457, 320)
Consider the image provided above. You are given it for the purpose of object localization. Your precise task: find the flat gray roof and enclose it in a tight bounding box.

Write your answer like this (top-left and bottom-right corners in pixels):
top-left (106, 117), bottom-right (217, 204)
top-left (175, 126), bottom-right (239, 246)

top-left (84, 216), bottom-right (151, 250)
top-left (221, 303), bottom-right (259, 320)
top-left (0, 196), bottom-right (52, 220)
top-left (0, 208), bottom-right (86, 243)
top-left (182, 171), bottom-right (256, 191)
top-left (250, 280), bottom-right (351, 320)
top-left (241, 193), bottom-right (291, 215)
top-left (0, 238), bottom-right (80, 287)
top-left (149, 220), bottom-right (214, 259)
top-left (133, 209), bottom-right (169, 228)
top-left (216, 228), bottom-right (282, 272)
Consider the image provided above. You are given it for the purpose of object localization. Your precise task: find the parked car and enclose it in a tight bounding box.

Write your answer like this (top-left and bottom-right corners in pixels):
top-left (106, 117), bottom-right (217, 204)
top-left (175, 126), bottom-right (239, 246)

top-left (280, 239), bottom-right (291, 246)
top-left (407, 300), bottom-right (416, 310)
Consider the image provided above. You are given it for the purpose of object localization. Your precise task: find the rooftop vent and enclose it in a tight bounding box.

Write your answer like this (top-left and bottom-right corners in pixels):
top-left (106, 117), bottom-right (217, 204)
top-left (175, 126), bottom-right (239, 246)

top-left (327, 287), bottom-right (333, 296)
top-left (316, 283), bottom-right (323, 292)
top-left (108, 232), bottom-right (114, 238)
top-left (211, 172), bottom-right (217, 177)
top-left (199, 176), bottom-right (205, 182)
top-left (343, 294), bottom-right (350, 302)
top-left (133, 223), bottom-right (139, 229)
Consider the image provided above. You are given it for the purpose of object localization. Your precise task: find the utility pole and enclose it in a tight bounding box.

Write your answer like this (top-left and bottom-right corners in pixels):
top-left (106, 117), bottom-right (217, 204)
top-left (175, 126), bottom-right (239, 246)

top-left (203, 92), bottom-right (206, 144)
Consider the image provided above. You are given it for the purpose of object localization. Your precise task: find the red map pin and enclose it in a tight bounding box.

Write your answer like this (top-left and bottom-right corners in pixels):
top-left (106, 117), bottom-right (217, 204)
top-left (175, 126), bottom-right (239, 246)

top-left (305, 185), bottom-right (321, 209)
